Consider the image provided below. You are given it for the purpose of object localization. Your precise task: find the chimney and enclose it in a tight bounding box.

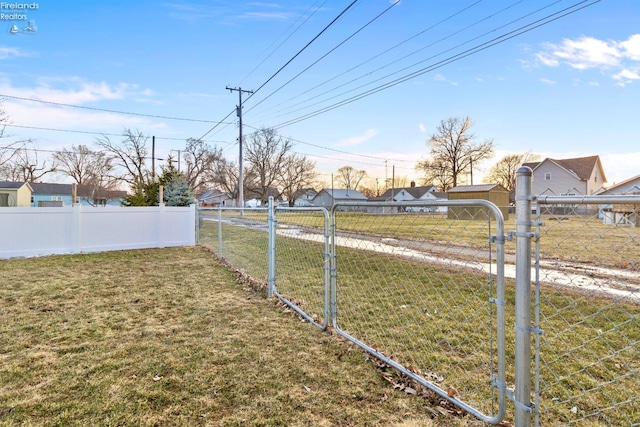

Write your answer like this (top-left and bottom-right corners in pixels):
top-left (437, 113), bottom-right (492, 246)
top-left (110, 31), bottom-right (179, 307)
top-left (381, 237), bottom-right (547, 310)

top-left (410, 181), bottom-right (416, 188)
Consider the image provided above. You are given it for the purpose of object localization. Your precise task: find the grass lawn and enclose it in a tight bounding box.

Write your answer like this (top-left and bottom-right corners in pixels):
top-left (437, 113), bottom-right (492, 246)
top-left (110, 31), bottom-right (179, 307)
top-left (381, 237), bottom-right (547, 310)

top-left (0, 247), bottom-right (486, 427)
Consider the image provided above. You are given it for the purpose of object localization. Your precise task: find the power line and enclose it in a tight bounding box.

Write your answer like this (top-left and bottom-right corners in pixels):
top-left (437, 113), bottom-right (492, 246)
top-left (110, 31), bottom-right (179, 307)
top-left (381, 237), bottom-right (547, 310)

top-left (244, 123), bottom-right (415, 164)
top-left (256, 0), bottom-right (485, 116)
top-left (0, 94), bottom-right (226, 123)
top-left (271, 0), bottom-right (600, 129)
top-left (238, 0), bottom-right (328, 85)
top-left (245, 0), bottom-right (359, 100)
top-left (198, 1), bottom-right (359, 147)
top-left (245, 0), bottom-right (400, 115)
top-left (4, 124), bottom-right (230, 144)
top-left (265, 0), bottom-right (560, 120)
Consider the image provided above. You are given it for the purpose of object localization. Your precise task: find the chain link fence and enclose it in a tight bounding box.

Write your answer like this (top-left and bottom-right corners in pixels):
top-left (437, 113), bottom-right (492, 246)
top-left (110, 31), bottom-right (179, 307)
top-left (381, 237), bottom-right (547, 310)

top-left (196, 185), bottom-right (639, 426)
top-left (198, 207), bottom-right (270, 285)
top-left (272, 207), bottom-right (330, 329)
top-left (329, 201), bottom-right (507, 423)
top-left (532, 195), bottom-right (640, 426)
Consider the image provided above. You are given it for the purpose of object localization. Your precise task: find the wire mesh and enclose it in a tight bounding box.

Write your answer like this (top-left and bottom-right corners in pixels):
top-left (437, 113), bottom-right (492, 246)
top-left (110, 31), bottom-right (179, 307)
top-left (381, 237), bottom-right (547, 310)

top-left (272, 207), bottom-right (330, 329)
top-left (533, 199), bottom-right (640, 426)
top-left (198, 207), bottom-right (270, 286)
top-left (331, 202), bottom-right (506, 421)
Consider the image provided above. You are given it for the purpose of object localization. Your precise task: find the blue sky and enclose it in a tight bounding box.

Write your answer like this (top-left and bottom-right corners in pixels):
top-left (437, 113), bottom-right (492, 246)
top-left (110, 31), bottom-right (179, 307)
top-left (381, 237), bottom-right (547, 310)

top-left (1, 0), bottom-right (639, 187)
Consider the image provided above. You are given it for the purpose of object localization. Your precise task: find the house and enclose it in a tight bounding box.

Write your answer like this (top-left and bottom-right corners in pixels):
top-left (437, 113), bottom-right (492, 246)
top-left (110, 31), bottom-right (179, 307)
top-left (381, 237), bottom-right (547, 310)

top-left (369, 182), bottom-right (448, 213)
top-left (0, 181), bottom-right (33, 207)
top-left (312, 188), bottom-right (368, 210)
top-left (197, 189), bottom-right (235, 207)
top-left (447, 184), bottom-right (510, 220)
top-left (523, 155), bottom-right (607, 197)
top-left (595, 174), bottom-right (640, 226)
top-left (291, 188), bottom-right (318, 207)
top-left (76, 184), bottom-right (127, 207)
top-left (30, 182), bottom-right (74, 207)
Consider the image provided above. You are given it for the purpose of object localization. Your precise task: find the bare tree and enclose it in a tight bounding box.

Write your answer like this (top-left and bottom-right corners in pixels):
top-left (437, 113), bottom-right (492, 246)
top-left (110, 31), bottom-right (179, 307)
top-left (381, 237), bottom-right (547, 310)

top-left (53, 144), bottom-right (119, 205)
top-left (278, 153), bottom-right (317, 207)
top-left (484, 151), bottom-right (540, 192)
top-left (0, 103), bottom-right (24, 170)
top-left (0, 140), bottom-right (58, 182)
top-left (415, 158), bottom-right (454, 191)
top-left (181, 138), bottom-right (222, 195)
top-left (335, 165), bottom-right (367, 190)
top-left (416, 117), bottom-right (494, 190)
top-left (211, 157), bottom-right (240, 200)
top-left (95, 129), bottom-right (150, 195)
top-left (244, 127), bottom-right (292, 204)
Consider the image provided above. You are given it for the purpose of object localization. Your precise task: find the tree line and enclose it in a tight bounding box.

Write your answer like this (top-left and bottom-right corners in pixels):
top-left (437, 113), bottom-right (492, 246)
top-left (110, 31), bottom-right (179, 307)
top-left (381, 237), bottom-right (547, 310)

top-left (1, 102), bottom-right (537, 206)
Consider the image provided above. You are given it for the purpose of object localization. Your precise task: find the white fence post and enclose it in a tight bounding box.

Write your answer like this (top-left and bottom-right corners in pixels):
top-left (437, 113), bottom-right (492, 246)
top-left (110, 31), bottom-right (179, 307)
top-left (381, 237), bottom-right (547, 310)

top-left (158, 203), bottom-right (166, 248)
top-left (514, 166), bottom-right (534, 426)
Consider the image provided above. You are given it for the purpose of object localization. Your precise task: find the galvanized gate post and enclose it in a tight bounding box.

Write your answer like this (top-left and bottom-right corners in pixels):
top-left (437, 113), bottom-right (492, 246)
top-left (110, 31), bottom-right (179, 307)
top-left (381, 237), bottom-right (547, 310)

top-left (514, 166), bottom-right (534, 426)
top-left (267, 196), bottom-right (275, 297)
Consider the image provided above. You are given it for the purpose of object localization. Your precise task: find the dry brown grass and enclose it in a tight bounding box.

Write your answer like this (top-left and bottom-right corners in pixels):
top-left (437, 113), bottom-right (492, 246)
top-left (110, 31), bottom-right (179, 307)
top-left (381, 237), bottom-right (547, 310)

top-left (0, 247), bottom-right (486, 427)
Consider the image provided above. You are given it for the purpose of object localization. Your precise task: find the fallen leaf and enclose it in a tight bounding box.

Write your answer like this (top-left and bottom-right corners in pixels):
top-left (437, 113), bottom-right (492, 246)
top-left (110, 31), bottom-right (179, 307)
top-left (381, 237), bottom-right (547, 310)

top-left (436, 406), bottom-right (451, 416)
top-left (303, 385), bottom-right (311, 392)
top-left (153, 375), bottom-right (162, 382)
top-left (404, 387), bottom-right (417, 395)
top-left (447, 387), bottom-right (458, 398)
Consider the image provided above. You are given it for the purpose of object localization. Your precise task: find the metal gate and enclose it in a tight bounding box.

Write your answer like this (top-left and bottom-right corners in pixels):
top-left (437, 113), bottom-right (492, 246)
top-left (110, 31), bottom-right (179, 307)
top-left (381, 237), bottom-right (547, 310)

top-left (270, 206), bottom-right (331, 330)
top-left (329, 200), bottom-right (507, 424)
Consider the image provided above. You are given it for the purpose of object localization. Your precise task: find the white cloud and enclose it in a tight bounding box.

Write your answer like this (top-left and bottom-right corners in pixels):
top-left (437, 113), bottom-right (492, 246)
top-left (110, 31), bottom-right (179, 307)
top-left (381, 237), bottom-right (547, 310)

top-left (619, 34), bottom-right (640, 60)
top-left (418, 123), bottom-right (426, 133)
top-left (612, 68), bottom-right (640, 86)
top-left (0, 76), bottom-right (154, 105)
top-left (535, 52), bottom-right (559, 67)
top-left (0, 77), bottom-right (161, 134)
top-left (335, 129), bottom-right (377, 147)
top-left (433, 74), bottom-right (458, 86)
top-left (0, 46), bottom-right (27, 60)
top-left (539, 78), bottom-right (556, 85)
top-left (535, 34), bottom-right (640, 85)
top-left (547, 37), bottom-right (621, 69)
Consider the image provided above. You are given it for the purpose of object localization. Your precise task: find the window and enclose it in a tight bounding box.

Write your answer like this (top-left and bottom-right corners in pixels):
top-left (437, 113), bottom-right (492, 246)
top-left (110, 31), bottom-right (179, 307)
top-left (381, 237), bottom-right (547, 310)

top-left (0, 193), bottom-right (9, 207)
top-left (51, 196), bottom-right (63, 201)
top-left (544, 173), bottom-right (552, 180)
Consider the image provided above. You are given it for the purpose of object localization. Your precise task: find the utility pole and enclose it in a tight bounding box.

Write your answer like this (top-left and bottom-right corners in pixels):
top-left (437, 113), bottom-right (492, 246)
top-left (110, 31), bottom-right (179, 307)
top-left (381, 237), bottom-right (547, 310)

top-left (151, 136), bottom-right (156, 179)
top-left (226, 86), bottom-right (254, 208)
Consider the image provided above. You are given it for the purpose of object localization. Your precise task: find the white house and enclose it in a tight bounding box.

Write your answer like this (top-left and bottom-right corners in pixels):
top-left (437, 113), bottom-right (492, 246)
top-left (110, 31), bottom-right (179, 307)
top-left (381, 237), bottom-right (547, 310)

top-left (197, 189), bottom-right (235, 207)
top-left (312, 188), bottom-right (368, 210)
top-left (595, 174), bottom-right (640, 226)
top-left (523, 155), bottom-right (607, 196)
top-left (369, 183), bottom-right (447, 213)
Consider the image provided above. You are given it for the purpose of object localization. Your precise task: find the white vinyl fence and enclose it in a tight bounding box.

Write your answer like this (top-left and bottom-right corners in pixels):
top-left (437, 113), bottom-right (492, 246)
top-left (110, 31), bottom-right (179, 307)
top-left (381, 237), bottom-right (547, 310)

top-left (0, 204), bottom-right (196, 259)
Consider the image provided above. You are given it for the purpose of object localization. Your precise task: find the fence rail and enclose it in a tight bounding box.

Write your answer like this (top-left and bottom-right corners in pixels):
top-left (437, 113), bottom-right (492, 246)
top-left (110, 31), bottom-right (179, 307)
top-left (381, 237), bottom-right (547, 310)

top-left (197, 179), bottom-right (639, 426)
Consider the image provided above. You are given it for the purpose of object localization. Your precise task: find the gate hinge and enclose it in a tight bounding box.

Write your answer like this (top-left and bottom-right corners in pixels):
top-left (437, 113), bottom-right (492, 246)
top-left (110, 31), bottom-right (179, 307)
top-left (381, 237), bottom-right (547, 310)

top-left (515, 325), bottom-right (545, 336)
top-left (489, 234), bottom-right (510, 243)
top-left (506, 388), bottom-right (537, 414)
top-left (507, 230), bottom-right (539, 239)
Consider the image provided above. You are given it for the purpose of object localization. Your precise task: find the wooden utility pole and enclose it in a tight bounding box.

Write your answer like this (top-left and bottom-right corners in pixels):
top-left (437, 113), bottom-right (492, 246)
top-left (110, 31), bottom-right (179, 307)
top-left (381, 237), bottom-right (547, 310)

top-left (226, 86), bottom-right (254, 208)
